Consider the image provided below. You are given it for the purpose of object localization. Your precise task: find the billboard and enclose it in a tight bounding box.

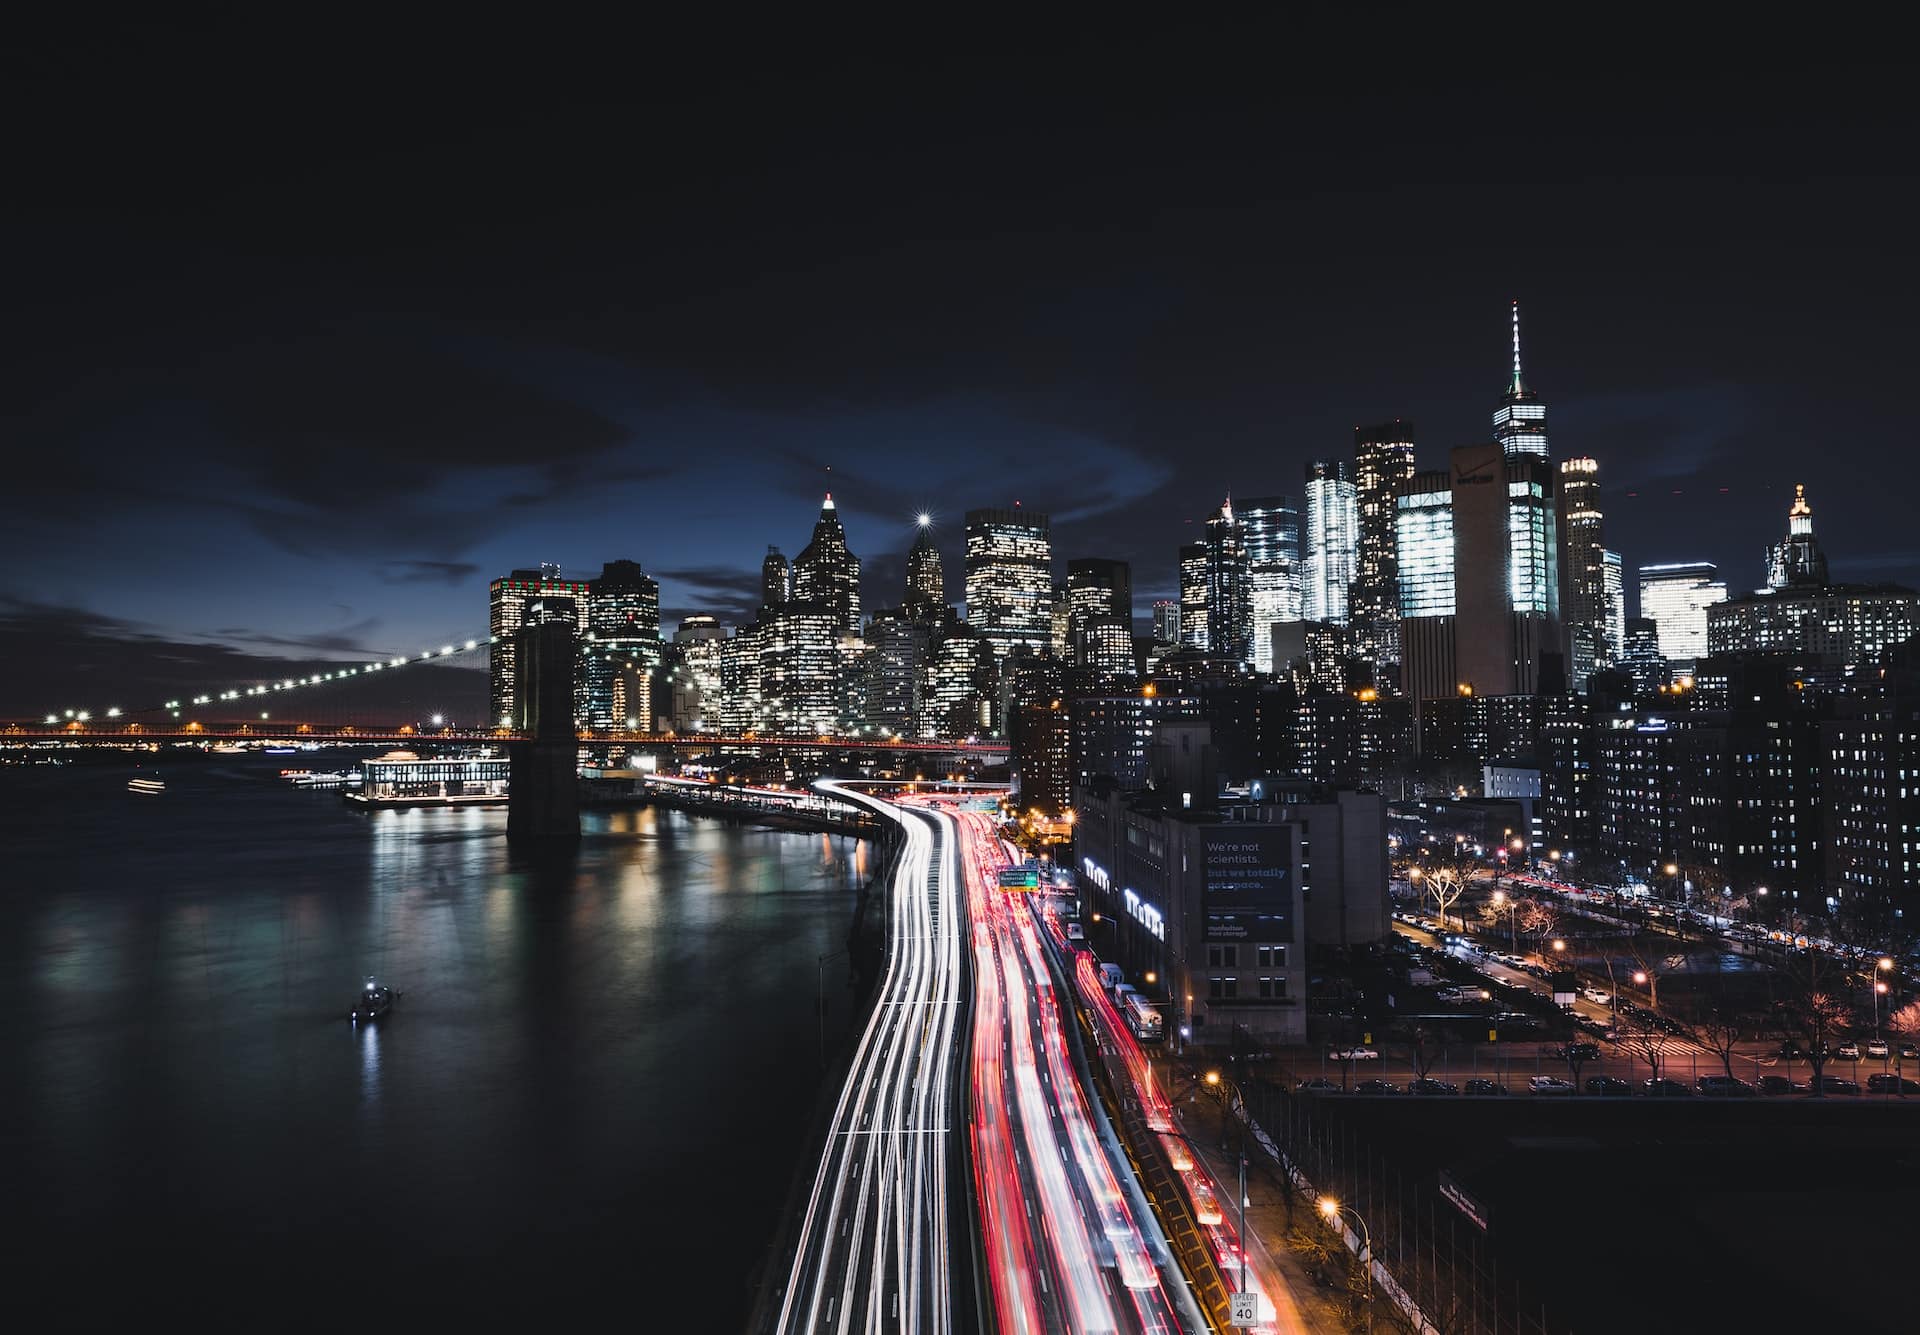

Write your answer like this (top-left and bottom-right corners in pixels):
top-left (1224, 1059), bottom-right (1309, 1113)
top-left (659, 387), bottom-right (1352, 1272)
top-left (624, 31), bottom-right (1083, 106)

top-left (1201, 824), bottom-right (1292, 940)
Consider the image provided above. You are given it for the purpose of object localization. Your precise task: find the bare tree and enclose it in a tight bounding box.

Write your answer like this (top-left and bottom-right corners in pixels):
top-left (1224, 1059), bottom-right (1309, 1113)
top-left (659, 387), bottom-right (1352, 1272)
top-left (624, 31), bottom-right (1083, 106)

top-left (1423, 866), bottom-right (1467, 935)
top-left (1515, 899), bottom-right (1560, 960)
top-left (1889, 999), bottom-right (1920, 1047)
top-left (1774, 950), bottom-right (1851, 1096)
top-left (1618, 1016), bottom-right (1676, 1086)
top-left (1693, 1003), bottom-right (1749, 1083)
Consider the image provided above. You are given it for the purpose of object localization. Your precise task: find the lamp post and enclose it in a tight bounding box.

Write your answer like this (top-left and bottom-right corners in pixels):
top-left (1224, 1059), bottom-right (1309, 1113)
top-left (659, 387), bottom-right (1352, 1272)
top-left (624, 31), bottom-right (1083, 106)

top-left (1491, 889), bottom-right (1518, 953)
top-left (1318, 1197), bottom-right (1373, 1331)
top-left (1633, 967), bottom-right (1658, 1012)
top-left (1205, 1071), bottom-right (1251, 1305)
top-left (1875, 957), bottom-right (1893, 1035)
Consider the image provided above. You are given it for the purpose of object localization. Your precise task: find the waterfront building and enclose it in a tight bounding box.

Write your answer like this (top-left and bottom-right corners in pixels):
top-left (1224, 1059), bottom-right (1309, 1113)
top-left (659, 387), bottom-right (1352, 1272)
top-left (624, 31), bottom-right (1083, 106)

top-left (1350, 421), bottom-right (1416, 667)
top-left (667, 615), bottom-right (727, 732)
top-left (1204, 499), bottom-right (1253, 667)
top-left (905, 516), bottom-right (945, 610)
top-left (1558, 456), bottom-right (1608, 691)
top-left (1178, 542), bottom-right (1210, 650)
top-left (718, 624), bottom-right (764, 735)
top-left (791, 494), bottom-right (862, 634)
top-left (488, 566), bottom-right (591, 727)
top-left (1639, 562), bottom-right (1727, 663)
top-left (1493, 301), bottom-right (1549, 461)
top-left (759, 601), bottom-right (840, 735)
top-left (1303, 460), bottom-right (1358, 625)
top-left (582, 559), bottom-right (661, 730)
top-left (964, 507), bottom-right (1053, 658)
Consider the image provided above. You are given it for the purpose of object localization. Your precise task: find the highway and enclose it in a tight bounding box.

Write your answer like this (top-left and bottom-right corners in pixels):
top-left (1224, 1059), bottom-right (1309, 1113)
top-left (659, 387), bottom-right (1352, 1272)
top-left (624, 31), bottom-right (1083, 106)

top-left (774, 785), bottom-right (965, 1335)
top-left (948, 805), bottom-right (1201, 1335)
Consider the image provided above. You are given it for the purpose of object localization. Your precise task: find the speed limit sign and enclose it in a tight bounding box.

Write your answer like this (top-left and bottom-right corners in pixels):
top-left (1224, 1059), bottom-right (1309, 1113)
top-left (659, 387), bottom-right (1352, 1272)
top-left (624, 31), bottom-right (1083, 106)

top-left (1230, 1293), bottom-right (1259, 1326)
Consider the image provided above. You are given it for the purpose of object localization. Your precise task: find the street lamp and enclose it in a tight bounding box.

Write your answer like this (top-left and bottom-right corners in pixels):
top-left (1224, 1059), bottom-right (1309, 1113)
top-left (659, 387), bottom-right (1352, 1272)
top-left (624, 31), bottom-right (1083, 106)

top-left (1876, 957), bottom-right (1894, 1034)
top-left (1633, 967), bottom-right (1658, 1011)
top-left (1205, 1071), bottom-right (1253, 1303)
top-left (1317, 1197), bottom-right (1373, 1328)
top-left (1491, 889), bottom-right (1518, 952)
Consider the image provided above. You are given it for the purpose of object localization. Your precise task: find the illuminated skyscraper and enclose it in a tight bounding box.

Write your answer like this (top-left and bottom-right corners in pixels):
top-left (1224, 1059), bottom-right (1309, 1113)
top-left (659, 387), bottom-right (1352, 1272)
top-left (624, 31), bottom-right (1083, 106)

top-left (1394, 471), bottom-right (1455, 720)
top-left (1350, 421), bottom-right (1416, 665)
top-left (1067, 558), bottom-right (1132, 667)
top-left (791, 494), bottom-right (862, 633)
top-left (1493, 301), bottom-right (1549, 461)
top-left (759, 600), bottom-right (840, 734)
top-left (1152, 599), bottom-right (1181, 644)
top-left (1303, 460), bottom-right (1358, 625)
top-left (489, 566), bottom-right (591, 726)
top-left (1638, 562), bottom-right (1727, 662)
top-left (761, 546), bottom-right (790, 612)
top-left (1603, 549), bottom-right (1625, 662)
top-left (1238, 494), bottom-right (1301, 673)
top-left (1765, 484), bottom-right (1830, 591)
top-left (905, 516), bottom-right (945, 610)
top-left (1204, 499), bottom-right (1253, 666)
top-left (668, 615), bottom-right (727, 732)
top-left (963, 507), bottom-right (1053, 657)
top-left (1178, 542), bottom-right (1210, 649)
top-left (583, 559), bottom-right (661, 730)
top-left (1558, 456), bottom-right (1608, 690)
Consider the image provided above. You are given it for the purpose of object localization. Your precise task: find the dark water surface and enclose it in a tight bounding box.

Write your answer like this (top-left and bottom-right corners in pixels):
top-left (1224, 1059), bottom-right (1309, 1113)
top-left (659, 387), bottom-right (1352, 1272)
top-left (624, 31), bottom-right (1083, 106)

top-left (0, 755), bottom-right (866, 1329)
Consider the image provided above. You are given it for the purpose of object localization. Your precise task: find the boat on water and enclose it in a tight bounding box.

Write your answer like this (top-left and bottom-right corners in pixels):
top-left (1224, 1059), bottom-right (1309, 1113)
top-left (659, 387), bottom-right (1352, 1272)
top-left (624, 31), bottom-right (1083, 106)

top-left (127, 775), bottom-right (166, 796)
top-left (349, 977), bottom-right (399, 1023)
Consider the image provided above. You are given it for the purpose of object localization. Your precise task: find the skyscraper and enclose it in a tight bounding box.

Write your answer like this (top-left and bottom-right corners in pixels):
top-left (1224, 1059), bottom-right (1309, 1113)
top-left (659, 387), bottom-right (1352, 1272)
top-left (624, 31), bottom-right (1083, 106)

top-left (1350, 421), bottom-right (1416, 665)
top-left (1152, 599), bottom-right (1181, 644)
top-left (964, 507), bottom-right (1053, 658)
top-left (1204, 499), bottom-right (1252, 666)
top-left (1067, 558), bottom-right (1133, 628)
top-left (489, 566), bottom-right (591, 727)
top-left (1638, 562), bottom-right (1727, 662)
top-left (1303, 460), bottom-right (1358, 624)
top-left (905, 516), bottom-right (945, 610)
top-left (1177, 542), bottom-right (1210, 649)
top-left (1395, 470), bottom-right (1456, 721)
top-left (668, 615), bottom-right (727, 732)
top-left (1603, 549), bottom-right (1626, 663)
top-left (1557, 456), bottom-right (1608, 690)
top-left (1238, 494), bottom-right (1301, 673)
top-left (583, 559), bottom-right (661, 730)
top-left (1766, 484), bottom-right (1830, 591)
top-left (791, 494), bottom-right (861, 633)
top-left (761, 546), bottom-right (790, 612)
top-left (1493, 301), bottom-right (1549, 461)
top-left (1453, 442), bottom-right (1560, 698)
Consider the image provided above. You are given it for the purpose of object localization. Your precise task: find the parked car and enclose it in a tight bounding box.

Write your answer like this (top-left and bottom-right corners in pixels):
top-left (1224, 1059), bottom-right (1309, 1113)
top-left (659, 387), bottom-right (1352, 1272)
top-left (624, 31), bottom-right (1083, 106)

top-left (1328, 1047), bottom-right (1379, 1062)
top-left (1695, 1075), bottom-right (1758, 1098)
top-left (1582, 988), bottom-right (1613, 1006)
top-left (1407, 1078), bottom-right (1458, 1096)
top-left (1641, 1078), bottom-right (1693, 1097)
top-left (1586, 1076), bottom-right (1634, 1096)
top-left (1816, 1075), bottom-right (1862, 1096)
top-left (1866, 1073), bottom-right (1920, 1094)
top-left (1900, 1043), bottom-right (1920, 1061)
top-left (1865, 1038), bottom-right (1890, 1059)
top-left (1757, 1075), bottom-right (1808, 1096)
top-left (1353, 1079), bottom-right (1400, 1095)
top-left (1296, 1077), bottom-right (1340, 1093)
top-left (1462, 1078), bottom-right (1507, 1096)
top-left (1554, 1042), bottom-right (1600, 1063)
top-left (1834, 1043), bottom-right (1862, 1061)
top-left (1527, 1076), bottom-right (1576, 1096)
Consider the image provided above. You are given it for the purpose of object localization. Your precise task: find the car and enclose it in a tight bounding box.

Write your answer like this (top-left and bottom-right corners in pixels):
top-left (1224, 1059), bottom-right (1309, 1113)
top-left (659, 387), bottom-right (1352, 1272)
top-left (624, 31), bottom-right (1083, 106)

top-left (1554, 1042), bottom-right (1600, 1063)
top-left (1586, 1076), bottom-right (1633, 1096)
top-left (1407, 1078), bottom-right (1458, 1096)
top-left (1816, 1075), bottom-right (1862, 1096)
top-left (1641, 1078), bottom-right (1692, 1097)
top-left (1757, 1075), bottom-right (1808, 1096)
top-left (1900, 1043), bottom-right (1920, 1061)
top-left (1866, 1038), bottom-right (1890, 1059)
top-left (1328, 1047), bottom-right (1379, 1062)
top-left (1866, 1073), bottom-right (1920, 1094)
top-left (1776, 1041), bottom-right (1809, 1058)
top-left (1462, 1078), bottom-right (1507, 1096)
top-left (1296, 1077), bottom-right (1340, 1093)
top-left (1695, 1075), bottom-right (1758, 1097)
top-left (1528, 1076), bottom-right (1576, 1096)
top-left (1834, 1043), bottom-right (1862, 1061)
top-left (1353, 1079), bottom-right (1400, 1095)
top-left (1582, 988), bottom-right (1613, 1006)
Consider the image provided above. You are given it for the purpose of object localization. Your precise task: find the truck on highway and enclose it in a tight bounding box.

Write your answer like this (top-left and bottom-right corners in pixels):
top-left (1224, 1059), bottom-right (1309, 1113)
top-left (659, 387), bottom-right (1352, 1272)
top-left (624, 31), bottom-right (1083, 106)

top-left (1099, 962), bottom-right (1124, 993)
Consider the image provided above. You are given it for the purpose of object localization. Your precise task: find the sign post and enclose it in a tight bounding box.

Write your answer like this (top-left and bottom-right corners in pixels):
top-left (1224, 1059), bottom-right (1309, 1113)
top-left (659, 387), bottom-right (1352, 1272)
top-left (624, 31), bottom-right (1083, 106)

top-left (1230, 1293), bottom-right (1259, 1327)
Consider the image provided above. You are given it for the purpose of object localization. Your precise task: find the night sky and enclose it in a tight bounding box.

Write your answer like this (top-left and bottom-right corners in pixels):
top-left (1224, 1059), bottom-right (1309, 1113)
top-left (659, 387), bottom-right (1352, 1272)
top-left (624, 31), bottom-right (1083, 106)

top-left (6, 22), bottom-right (1917, 716)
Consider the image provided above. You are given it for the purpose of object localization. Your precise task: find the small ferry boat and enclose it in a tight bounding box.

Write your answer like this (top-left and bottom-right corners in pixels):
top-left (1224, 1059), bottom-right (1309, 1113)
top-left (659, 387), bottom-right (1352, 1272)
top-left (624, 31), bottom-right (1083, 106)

top-left (349, 977), bottom-right (399, 1023)
top-left (127, 775), bottom-right (166, 796)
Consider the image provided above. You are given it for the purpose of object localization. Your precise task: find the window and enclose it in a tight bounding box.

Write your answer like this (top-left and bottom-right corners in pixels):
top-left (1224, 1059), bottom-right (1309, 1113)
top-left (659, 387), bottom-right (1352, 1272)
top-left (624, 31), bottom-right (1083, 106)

top-left (1258, 976), bottom-right (1287, 999)
top-left (1257, 945), bottom-right (1286, 968)
top-left (1207, 945), bottom-right (1222, 967)
top-left (1207, 976), bottom-right (1239, 1000)
top-left (1221, 945), bottom-right (1238, 967)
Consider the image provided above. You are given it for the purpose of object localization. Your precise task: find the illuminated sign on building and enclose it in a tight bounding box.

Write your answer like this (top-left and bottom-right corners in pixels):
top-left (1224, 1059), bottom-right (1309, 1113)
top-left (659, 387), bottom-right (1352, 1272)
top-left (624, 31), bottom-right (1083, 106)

top-left (1082, 856), bottom-right (1112, 891)
top-left (1123, 887), bottom-right (1166, 941)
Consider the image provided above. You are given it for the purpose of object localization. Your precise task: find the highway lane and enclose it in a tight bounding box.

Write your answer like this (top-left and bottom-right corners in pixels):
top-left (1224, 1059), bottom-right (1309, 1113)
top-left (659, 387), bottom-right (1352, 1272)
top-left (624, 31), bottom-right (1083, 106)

top-left (775, 786), bottom-right (964, 1335)
top-left (950, 807), bottom-right (1197, 1335)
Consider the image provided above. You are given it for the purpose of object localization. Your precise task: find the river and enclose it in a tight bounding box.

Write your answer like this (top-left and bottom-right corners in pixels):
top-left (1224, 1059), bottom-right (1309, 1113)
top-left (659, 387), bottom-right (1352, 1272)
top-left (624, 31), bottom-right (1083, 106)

top-left (0, 752), bottom-right (869, 1330)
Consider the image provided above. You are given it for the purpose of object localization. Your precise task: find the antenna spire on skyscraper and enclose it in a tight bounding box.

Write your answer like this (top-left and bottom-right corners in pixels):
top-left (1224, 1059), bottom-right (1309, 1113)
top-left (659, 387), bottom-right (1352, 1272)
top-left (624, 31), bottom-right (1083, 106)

top-left (1509, 299), bottom-right (1526, 397)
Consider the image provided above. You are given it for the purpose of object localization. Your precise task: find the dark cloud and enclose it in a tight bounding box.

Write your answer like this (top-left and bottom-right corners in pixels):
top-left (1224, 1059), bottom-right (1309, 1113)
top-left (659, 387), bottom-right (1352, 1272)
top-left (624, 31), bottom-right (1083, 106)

top-left (656, 565), bottom-right (765, 626)
top-left (205, 619), bottom-right (386, 657)
top-left (377, 560), bottom-right (480, 586)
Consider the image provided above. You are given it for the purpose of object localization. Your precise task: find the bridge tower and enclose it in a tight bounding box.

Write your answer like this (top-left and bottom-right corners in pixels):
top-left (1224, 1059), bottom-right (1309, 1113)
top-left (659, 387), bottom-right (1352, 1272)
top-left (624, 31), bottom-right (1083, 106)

top-left (507, 612), bottom-right (581, 844)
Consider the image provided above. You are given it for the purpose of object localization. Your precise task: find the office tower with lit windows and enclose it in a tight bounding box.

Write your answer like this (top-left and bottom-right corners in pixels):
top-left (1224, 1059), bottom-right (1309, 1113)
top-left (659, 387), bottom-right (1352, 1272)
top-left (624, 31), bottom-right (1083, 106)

top-left (1050, 584), bottom-right (1072, 658)
top-left (1394, 470), bottom-right (1456, 723)
top-left (1350, 421), bottom-right (1416, 665)
top-left (582, 559), bottom-right (662, 730)
top-left (759, 600), bottom-right (840, 734)
top-left (1178, 542), bottom-right (1210, 649)
top-left (1204, 499), bottom-right (1253, 666)
top-left (923, 622), bottom-right (997, 737)
top-left (1067, 558), bottom-right (1132, 630)
top-left (905, 517), bottom-right (946, 611)
top-left (1237, 494), bottom-right (1301, 673)
top-left (667, 615), bottom-right (727, 732)
top-left (761, 546), bottom-right (790, 612)
top-left (1076, 614), bottom-right (1137, 682)
top-left (1558, 456), bottom-right (1608, 690)
top-left (489, 566), bottom-right (592, 726)
top-left (1638, 562), bottom-right (1726, 663)
top-left (861, 607), bottom-right (932, 735)
top-left (1603, 550), bottom-right (1625, 662)
top-left (1619, 617), bottom-right (1668, 694)
top-left (1303, 460), bottom-right (1358, 625)
top-left (1766, 483), bottom-right (1831, 592)
top-left (964, 507), bottom-right (1053, 657)
top-left (1455, 441), bottom-right (1559, 696)
top-left (1153, 599), bottom-right (1181, 645)
top-left (718, 624), bottom-right (763, 735)
top-left (791, 494), bottom-right (862, 634)
top-left (1493, 301), bottom-right (1549, 461)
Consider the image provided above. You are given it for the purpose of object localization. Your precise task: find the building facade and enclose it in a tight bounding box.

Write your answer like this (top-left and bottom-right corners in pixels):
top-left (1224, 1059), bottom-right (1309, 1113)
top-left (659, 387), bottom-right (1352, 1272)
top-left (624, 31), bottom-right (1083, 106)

top-left (1639, 562), bottom-right (1727, 663)
top-left (1558, 456), bottom-right (1608, 691)
top-left (1303, 460), bottom-right (1358, 625)
top-left (1239, 494), bottom-right (1302, 674)
top-left (1350, 420), bottom-right (1416, 667)
top-left (791, 494), bottom-right (862, 634)
top-left (488, 565), bottom-right (592, 727)
top-left (1204, 499), bottom-right (1253, 667)
top-left (964, 507), bottom-right (1053, 658)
